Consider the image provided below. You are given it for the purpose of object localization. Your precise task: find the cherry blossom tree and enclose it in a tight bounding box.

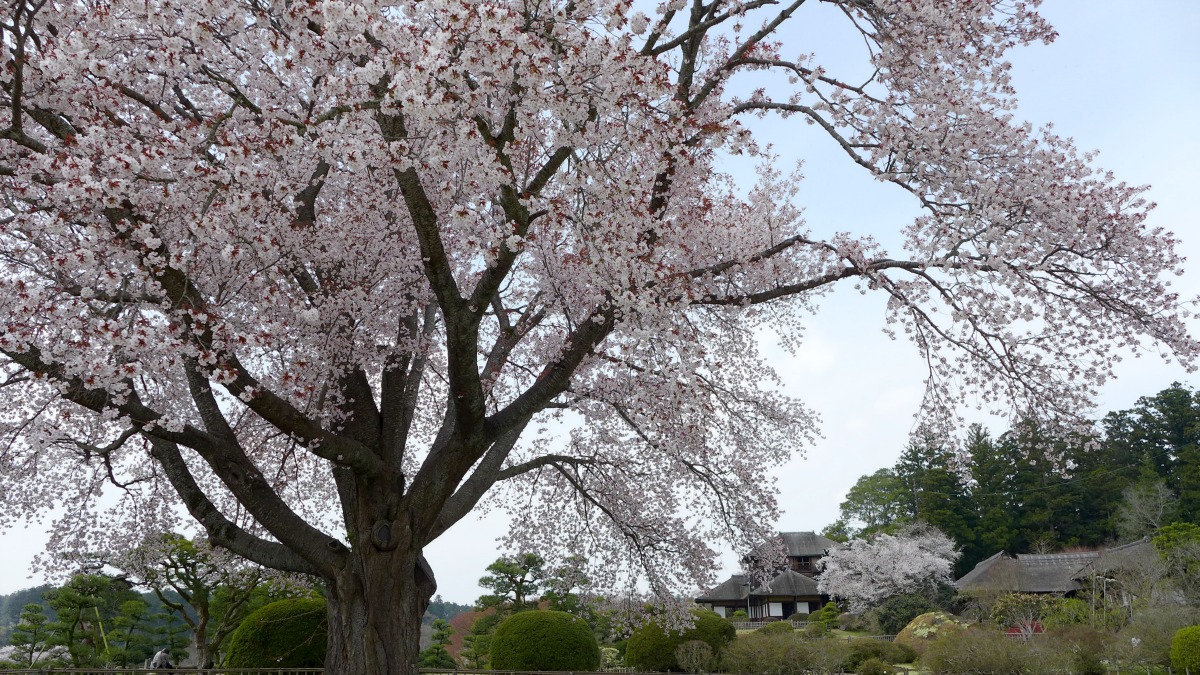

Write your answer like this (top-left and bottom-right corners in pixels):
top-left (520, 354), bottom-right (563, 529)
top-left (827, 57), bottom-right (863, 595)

top-left (0, 0), bottom-right (1195, 673)
top-left (817, 523), bottom-right (959, 612)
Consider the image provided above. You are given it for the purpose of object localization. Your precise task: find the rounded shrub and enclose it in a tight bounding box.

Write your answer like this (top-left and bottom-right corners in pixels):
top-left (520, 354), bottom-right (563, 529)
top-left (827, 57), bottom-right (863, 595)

top-left (802, 621), bottom-right (828, 638)
top-left (489, 610), bottom-right (600, 671)
top-left (894, 611), bottom-right (968, 656)
top-left (758, 620), bottom-right (793, 634)
top-left (808, 637), bottom-right (853, 674)
top-left (224, 597), bottom-right (327, 668)
top-left (1171, 625), bottom-right (1200, 673)
top-left (888, 641), bottom-right (917, 665)
top-left (788, 612), bottom-right (810, 622)
top-left (626, 610), bottom-right (735, 672)
top-left (685, 610), bottom-right (736, 652)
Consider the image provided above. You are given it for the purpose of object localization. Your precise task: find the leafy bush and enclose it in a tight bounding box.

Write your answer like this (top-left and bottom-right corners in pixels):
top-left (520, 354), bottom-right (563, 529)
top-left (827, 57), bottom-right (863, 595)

top-left (758, 620), bottom-right (793, 634)
top-left (600, 646), bottom-right (622, 669)
top-left (730, 610), bottom-right (748, 620)
top-left (675, 640), bottom-right (717, 674)
top-left (989, 592), bottom-right (1060, 633)
top-left (224, 597), bottom-right (327, 668)
top-left (856, 656), bottom-right (895, 675)
top-left (1042, 597), bottom-right (1091, 628)
top-left (720, 632), bottom-right (810, 675)
top-left (845, 639), bottom-right (916, 671)
top-left (626, 610), bottom-right (735, 672)
top-left (489, 610), bottom-right (600, 671)
top-left (802, 621), bottom-right (828, 638)
top-left (789, 612), bottom-right (810, 622)
top-left (875, 594), bottom-right (934, 635)
top-left (1172, 625), bottom-right (1200, 673)
top-left (920, 628), bottom-right (1027, 675)
top-left (808, 637), bottom-right (853, 674)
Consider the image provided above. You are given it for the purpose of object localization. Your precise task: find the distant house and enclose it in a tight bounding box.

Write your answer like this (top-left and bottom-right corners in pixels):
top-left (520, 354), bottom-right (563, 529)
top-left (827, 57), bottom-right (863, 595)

top-left (955, 538), bottom-right (1164, 601)
top-left (955, 550), bottom-right (1100, 594)
top-left (694, 531), bottom-right (834, 619)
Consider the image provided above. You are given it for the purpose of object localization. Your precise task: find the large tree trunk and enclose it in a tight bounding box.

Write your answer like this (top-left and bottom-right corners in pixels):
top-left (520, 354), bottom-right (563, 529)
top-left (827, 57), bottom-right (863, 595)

top-left (325, 548), bottom-right (437, 675)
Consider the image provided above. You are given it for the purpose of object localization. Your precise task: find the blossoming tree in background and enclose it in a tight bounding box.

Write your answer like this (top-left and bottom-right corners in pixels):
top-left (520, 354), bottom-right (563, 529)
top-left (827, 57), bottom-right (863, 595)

top-left (817, 523), bottom-right (960, 613)
top-left (0, 0), bottom-right (1195, 672)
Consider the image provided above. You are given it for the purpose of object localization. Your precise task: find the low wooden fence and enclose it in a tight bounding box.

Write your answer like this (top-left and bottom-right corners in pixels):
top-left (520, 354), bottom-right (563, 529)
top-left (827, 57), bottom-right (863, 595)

top-left (730, 619), bottom-right (811, 630)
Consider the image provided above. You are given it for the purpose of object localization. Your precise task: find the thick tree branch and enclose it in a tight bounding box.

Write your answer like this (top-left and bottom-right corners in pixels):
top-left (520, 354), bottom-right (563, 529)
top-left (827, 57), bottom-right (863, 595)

top-left (427, 423), bottom-right (529, 542)
top-left (147, 438), bottom-right (320, 575)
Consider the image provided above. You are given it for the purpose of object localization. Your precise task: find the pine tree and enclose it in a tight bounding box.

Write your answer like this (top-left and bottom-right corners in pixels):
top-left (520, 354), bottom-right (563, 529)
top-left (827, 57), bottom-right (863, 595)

top-left (459, 613), bottom-right (501, 669)
top-left (418, 618), bottom-right (456, 668)
top-left (6, 603), bottom-right (56, 667)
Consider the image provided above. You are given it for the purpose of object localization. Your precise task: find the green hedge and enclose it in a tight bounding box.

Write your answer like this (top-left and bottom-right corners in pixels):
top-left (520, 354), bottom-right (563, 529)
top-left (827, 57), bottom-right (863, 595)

top-left (489, 610), bottom-right (600, 671)
top-left (626, 610), bottom-right (735, 672)
top-left (1172, 625), bottom-right (1200, 672)
top-left (224, 597), bottom-right (327, 668)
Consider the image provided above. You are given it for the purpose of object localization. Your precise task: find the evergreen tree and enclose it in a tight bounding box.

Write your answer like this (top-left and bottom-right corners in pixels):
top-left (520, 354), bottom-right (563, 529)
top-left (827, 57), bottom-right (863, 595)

top-left (118, 532), bottom-right (279, 668)
top-left (418, 618), bottom-right (456, 668)
top-left (459, 612), bottom-right (501, 669)
top-left (105, 597), bottom-right (155, 667)
top-left (965, 425), bottom-right (1018, 568)
top-left (1104, 384), bottom-right (1200, 522)
top-left (894, 437), bottom-right (976, 573)
top-left (0, 585), bottom-right (54, 646)
top-left (1057, 429), bottom-right (1130, 546)
top-left (5, 603), bottom-right (57, 667)
top-left (425, 595), bottom-right (473, 624)
top-left (150, 607), bottom-right (191, 666)
top-left (998, 421), bottom-right (1086, 551)
top-left (477, 553), bottom-right (545, 613)
top-left (43, 573), bottom-right (144, 667)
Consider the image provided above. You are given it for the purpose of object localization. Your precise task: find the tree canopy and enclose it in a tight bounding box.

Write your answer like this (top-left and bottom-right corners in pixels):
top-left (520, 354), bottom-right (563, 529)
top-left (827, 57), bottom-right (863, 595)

top-left (817, 523), bottom-right (959, 613)
top-left (0, 1), bottom-right (1195, 672)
